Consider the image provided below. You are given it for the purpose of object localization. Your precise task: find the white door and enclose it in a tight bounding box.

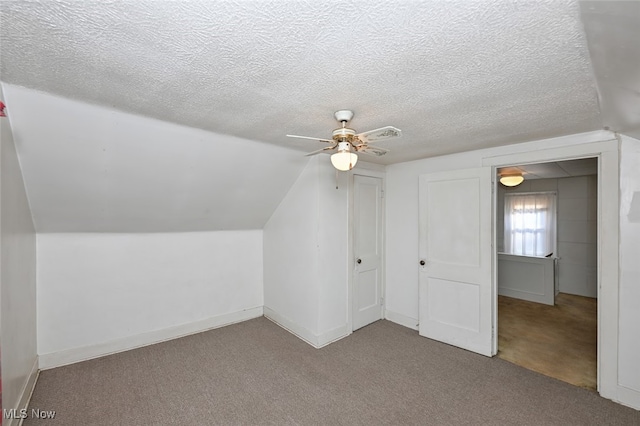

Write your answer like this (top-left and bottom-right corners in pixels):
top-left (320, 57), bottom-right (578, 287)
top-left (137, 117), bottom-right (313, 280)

top-left (418, 167), bottom-right (494, 356)
top-left (353, 175), bottom-right (383, 331)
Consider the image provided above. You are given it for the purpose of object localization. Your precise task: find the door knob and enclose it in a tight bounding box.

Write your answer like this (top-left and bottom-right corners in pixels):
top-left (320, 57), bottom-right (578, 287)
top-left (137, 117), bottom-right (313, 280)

top-left (420, 260), bottom-right (425, 266)
top-left (357, 258), bottom-right (362, 264)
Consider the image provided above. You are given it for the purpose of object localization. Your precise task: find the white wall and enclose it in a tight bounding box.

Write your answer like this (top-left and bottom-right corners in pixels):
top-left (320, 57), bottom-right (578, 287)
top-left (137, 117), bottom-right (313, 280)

top-left (385, 130), bottom-right (639, 408)
top-left (37, 231), bottom-right (263, 363)
top-left (558, 175), bottom-right (598, 297)
top-left (0, 84), bottom-right (38, 415)
top-left (263, 156), bottom-right (350, 347)
top-left (263, 158), bottom-right (321, 338)
top-left (385, 149), bottom-right (480, 324)
top-left (317, 161), bottom-right (349, 338)
top-left (497, 175), bottom-right (598, 297)
top-left (618, 134), bottom-right (640, 395)
top-left (385, 133), bottom-right (612, 326)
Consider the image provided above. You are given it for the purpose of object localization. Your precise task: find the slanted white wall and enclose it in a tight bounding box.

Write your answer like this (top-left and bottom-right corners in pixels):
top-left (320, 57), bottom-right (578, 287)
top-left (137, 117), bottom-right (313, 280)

top-left (37, 230), bottom-right (263, 368)
top-left (385, 130), bottom-right (639, 409)
top-left (0, 84), bottom-right (38, 416)
top-left (264, 156), bottom-right (349, 347)
top-left (1, 84), bottom-right (307, 233)
top-left (618, 134), bottom-right (640, 399)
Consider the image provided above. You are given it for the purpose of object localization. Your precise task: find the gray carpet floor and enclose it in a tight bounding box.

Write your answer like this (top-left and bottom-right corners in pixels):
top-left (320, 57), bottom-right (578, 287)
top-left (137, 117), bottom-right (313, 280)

top-left (25, 317), bottom-right (640, 425)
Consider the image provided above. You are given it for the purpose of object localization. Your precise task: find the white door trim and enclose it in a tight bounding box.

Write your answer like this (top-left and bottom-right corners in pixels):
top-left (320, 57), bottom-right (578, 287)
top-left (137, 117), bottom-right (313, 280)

top-left (483, 137), bottom-right (619, 401)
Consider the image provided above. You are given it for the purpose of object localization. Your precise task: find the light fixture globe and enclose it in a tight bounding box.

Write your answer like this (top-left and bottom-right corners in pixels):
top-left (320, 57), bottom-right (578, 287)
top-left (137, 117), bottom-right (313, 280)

top-left (500, 175), bottom-right (524, 187)
top-left (331, 142), bottom-right (358, 171)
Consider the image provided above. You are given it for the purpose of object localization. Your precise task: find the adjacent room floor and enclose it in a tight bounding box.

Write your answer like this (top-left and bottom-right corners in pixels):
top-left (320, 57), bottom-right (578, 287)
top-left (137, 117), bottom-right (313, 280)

top-left (498, 293), bottom-right (597, 390)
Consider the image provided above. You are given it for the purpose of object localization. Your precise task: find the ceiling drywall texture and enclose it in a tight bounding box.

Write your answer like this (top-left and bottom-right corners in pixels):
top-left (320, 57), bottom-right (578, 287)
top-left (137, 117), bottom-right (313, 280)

top-left (580, 1), bottom-right (640, 140)
top-left (2, 84), bottom-right (308, 232)
top-left (0, 0), bottom-right (603, 164)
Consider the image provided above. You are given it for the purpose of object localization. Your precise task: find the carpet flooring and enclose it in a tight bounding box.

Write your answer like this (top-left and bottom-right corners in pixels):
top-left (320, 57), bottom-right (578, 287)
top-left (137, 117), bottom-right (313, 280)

top-left (497, 293), bottom-right (597, 390)
top-left (25, 317), bottom-right (639, 425)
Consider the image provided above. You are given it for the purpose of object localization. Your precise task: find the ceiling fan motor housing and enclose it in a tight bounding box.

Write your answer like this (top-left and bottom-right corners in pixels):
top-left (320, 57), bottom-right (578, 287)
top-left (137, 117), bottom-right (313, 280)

top-left (332, 127), bottom-right (356, 143)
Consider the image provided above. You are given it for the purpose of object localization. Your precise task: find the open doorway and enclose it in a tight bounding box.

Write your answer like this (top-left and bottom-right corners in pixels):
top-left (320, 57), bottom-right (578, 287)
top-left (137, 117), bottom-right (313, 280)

top-left (495, 158), bottom-right (598, 390)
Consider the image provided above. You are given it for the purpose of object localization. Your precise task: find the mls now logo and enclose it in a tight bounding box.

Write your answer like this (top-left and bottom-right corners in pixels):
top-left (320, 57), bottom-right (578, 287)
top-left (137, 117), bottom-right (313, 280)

top-left (3, 409), bottom-right (27, 420)
top-left (3, 408), bottom-right (56, 419)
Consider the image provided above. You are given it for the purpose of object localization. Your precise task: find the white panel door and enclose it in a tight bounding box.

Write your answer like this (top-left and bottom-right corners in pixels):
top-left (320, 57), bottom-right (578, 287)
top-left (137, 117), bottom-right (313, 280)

top-left (418, 167), bottom-right (494, 356)
top-left (353, 175), bottom-right (383, 331)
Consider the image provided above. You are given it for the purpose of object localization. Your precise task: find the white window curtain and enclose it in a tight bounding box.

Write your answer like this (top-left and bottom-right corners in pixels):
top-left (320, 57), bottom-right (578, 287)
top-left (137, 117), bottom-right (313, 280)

top-left (504, 192), bottom-right (557, 257)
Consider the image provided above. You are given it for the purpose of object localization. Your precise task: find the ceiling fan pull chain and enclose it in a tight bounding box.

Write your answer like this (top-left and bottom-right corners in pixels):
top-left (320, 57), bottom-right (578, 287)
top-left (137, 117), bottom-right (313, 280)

top-left (336, 169), bottom-right (339, 189)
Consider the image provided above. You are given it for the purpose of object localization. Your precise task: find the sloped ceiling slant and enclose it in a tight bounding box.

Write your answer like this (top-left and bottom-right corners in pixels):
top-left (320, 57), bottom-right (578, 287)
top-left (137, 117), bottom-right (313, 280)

top-left (2, 84), bottom-right (308, 233)
top-left (580, 1), bottom-right (640, 140)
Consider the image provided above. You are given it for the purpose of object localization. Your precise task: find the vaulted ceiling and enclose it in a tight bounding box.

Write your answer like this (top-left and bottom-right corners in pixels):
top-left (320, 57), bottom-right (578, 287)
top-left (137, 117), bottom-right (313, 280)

top-left (2, 0), bottom-right (638, 164)
top-left (1, 1), bottom-right (638, 232)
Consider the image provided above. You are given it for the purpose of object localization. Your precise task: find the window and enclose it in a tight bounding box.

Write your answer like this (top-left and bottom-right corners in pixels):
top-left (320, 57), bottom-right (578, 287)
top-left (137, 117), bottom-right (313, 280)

top-left (504, 192), bottom-right (557, 257)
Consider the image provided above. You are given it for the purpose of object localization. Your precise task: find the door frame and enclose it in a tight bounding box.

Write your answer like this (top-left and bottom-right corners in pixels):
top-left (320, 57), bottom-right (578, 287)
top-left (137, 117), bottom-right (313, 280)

top-left (483, 137), bottom-right (619, 399)
top-left (347, 164), bottom-right (386, 333)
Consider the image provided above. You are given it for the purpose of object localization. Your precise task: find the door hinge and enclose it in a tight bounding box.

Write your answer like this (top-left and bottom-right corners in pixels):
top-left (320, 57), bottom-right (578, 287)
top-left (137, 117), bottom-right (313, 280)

top-left (380, 297), bottom-right (384, 306)
top-left (380, 189), bottom-right (385, 199)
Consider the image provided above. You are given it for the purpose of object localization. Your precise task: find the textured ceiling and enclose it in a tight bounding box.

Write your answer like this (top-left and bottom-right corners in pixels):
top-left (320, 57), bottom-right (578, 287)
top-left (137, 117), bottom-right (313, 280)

top-left (0, 0), bottom-right (604, 164)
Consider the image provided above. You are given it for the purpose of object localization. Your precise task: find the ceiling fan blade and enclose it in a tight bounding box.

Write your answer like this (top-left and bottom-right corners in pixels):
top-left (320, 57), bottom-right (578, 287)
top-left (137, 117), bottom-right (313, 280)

top-left (287, 134), bottom-right (335, 144)
top-left (305, 145), bottom-right (336, 156)
top-left (357, 144), bottom-right (389, 156)
top-left (356, 126), bottom-right (402, 143)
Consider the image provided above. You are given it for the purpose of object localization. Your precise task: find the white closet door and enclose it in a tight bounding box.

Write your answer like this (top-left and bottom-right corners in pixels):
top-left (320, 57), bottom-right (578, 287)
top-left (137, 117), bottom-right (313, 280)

top-left (353, 175), bottom-right (383, 331)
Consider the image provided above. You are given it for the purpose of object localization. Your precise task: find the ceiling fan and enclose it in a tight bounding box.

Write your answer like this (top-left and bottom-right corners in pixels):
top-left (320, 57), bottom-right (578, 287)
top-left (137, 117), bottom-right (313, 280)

top-left (286, 110), bottom-right (401, 171)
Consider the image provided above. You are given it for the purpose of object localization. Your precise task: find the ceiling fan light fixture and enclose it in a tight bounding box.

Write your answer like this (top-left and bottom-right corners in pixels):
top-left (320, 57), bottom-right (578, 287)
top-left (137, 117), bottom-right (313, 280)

top-left (287, 110), bottom-right (400, 170)
top-left (500, 175), bottom-right (524, 187)
top-left (331, 142), bottom-right (358, 171)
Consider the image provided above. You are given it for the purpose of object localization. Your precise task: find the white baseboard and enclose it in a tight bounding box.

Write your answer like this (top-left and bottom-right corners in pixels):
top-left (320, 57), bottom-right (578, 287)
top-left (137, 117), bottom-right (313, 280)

top-left (616, 385), bottom-right (640, 411)
top-left (264, 306), bottom-right (318, 347)
top-left (38, 306), bottom-right (263, 370)
top-left (317, 324), bottom-right (350, 348)
top-left (385, 309), bottom-right (419, 331)
top-left (263, 306), bottom-right (349, 349)
top-left (5, 357), bottom-right (39, 426)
